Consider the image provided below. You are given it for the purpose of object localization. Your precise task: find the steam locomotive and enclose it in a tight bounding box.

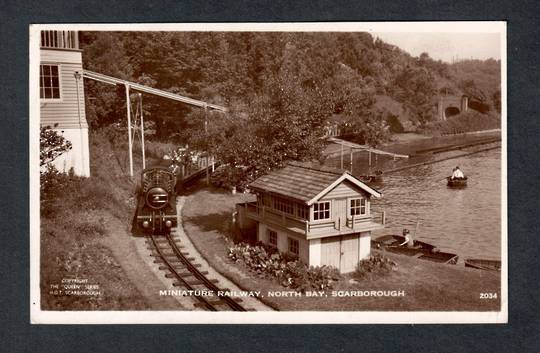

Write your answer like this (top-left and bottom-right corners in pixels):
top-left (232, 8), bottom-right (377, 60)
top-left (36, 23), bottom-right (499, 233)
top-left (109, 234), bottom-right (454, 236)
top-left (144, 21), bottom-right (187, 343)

top-left (135, 167), bottom-right (178, 235)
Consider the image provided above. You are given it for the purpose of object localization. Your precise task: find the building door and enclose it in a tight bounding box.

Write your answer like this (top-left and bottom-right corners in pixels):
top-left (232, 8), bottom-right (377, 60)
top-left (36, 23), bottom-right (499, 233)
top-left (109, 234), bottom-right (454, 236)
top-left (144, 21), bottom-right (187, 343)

top-left (321, 237), bottom-right (341, 269)
top-left (340, 234), bottom-right (360, 273)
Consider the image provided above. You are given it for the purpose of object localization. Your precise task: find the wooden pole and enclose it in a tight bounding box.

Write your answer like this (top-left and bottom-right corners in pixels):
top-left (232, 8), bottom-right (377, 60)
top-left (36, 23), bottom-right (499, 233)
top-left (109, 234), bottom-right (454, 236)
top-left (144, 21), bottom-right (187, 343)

top-left (125, 84), bottom-right (133, 177)
top-left (204, 105), bottom-right (209, 185)
top-left (139, 93), bottom-right (146, 170)
top-left (74, 71), bottom-right (86, 176)
top-left (350, 149), bottom-right (353, 172)
top-left (340, 143), bottom-right (344, 170)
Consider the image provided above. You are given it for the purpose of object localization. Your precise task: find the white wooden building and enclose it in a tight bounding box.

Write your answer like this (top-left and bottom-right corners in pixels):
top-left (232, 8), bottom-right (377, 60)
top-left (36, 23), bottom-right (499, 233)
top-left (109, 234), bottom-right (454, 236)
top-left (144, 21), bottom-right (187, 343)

top-left (239, 162), bottom-right (385, 273)
top-left (40, 30), bottom-right (90, 176)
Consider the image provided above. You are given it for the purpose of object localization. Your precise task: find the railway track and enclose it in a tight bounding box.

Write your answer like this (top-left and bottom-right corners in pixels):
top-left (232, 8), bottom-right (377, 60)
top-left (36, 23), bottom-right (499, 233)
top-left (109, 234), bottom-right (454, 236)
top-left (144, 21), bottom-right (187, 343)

top-left (147, 233), bottom-right (247, 311)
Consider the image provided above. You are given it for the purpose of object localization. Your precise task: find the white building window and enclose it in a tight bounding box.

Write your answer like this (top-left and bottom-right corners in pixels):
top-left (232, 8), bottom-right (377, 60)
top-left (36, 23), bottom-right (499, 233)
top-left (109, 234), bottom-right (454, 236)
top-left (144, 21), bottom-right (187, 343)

top-left (313, 201), bottom-right (330, 220)
top-left (288, 237), bottom-right (299, 255)
top-left (40, 64), bottom-right (61, 99)
top-left (268, 229), bottom-right (277, 248)
top-left (350, 198), bottom-right (367, 216)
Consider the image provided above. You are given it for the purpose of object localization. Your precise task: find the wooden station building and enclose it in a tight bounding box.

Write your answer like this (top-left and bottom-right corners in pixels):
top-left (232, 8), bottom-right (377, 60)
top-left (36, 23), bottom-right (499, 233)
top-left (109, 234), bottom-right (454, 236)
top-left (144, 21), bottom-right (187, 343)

top-left (40, 30), bottom-right (90, 176)
top-left (238, 163), bottom-right (385, 273)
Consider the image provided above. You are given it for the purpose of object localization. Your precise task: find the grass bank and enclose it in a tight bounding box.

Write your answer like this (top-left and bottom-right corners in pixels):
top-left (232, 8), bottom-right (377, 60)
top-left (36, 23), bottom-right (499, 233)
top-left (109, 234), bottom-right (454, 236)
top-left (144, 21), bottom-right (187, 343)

top-left (40, 127), bottom-right (175, 310)
top-left (182, 187), bottom-right (501, 311)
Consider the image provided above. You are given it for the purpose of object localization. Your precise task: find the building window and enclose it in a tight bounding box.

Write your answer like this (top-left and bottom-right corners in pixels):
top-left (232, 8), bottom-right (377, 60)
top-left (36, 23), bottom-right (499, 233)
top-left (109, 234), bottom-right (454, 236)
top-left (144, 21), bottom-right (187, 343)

top-left (274, 197), bottom-right (294, 215)
top-left (313, 201), bottom-right (330, 220)
top-left (296, 203), bottom-right (307, 219)
top-left (288, 237), bottom-right (299, 255)
top-left (40, 65), bottom-right (60, 99)
top-left (350, 198), bottom-right (367, 216)
top-left (41, 31), bottom-right (78, 49)
top-left (262, 194), bottom-right (271, 207)
top-left (268, 230), bottom-right (277, 248)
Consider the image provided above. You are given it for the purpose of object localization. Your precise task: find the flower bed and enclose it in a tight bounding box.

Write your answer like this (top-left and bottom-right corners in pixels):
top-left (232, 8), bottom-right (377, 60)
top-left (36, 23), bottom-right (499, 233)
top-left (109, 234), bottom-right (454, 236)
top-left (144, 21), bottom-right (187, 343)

top-left (353, 253), bottom-right (398, 280)
top-left (228, 242), bottom-right (340, 292)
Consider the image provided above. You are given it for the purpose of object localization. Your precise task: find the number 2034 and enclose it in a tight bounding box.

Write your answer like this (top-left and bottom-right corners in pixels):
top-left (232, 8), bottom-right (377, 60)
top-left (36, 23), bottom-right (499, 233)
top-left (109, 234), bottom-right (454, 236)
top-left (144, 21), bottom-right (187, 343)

top-left (480, 292), bottom-right (498, 299)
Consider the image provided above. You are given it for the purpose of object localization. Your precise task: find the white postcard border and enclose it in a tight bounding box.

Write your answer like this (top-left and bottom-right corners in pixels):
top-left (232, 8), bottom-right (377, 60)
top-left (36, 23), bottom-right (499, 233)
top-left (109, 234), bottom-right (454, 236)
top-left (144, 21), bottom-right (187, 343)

top-left (30, 21), bottom-right (507, 324)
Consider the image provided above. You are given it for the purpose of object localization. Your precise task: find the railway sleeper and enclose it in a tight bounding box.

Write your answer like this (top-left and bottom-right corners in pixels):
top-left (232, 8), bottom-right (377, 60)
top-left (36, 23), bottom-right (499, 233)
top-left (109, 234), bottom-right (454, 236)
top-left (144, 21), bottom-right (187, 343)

top-left (165, 271), bottom-right (209, 278)
top-left (193, 300), bottom-right (227, 308)
top-left (147, 245), bottom-right (185, 251)
top-left (150, 252), bottom-right (177, 257)
top-left (213, 296), bottom-right (244, 303)
top-left (159, 264), bottom-right (185, 271)
top-left (158, 254), bottom-right (196, 262)
top-left (146, 239), bottom-right (183, 246)
top-left (172, 279), bottom-right (201, 286)
top-left (153, 258), bottom-right (202, 267)
top-left (172, 278), bottom-right (219, 286)
top-left (151, 237), bottom-right (169, 243)
top-left (153, 250), bottom-right (189, 257)
top-left (153, 258), bottom-right (182, 264)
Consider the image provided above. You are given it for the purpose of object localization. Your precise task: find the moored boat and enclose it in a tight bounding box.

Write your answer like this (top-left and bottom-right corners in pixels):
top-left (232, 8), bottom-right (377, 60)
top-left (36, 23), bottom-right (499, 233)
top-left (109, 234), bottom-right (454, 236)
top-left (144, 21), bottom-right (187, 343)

top-left (447, 176), bottom-right (467, 187)
top-left (372, 234), bottom-right (459, 264)
top-left (359, 170), bottom-right (383, 184)
top-left (464, 258), bottom-right (501, 271)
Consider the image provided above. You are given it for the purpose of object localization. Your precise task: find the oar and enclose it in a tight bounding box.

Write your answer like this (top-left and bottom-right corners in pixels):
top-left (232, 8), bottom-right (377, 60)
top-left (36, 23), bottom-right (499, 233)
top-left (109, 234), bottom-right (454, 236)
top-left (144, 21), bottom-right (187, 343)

top-left (410, 219), bottom-right (420, 247)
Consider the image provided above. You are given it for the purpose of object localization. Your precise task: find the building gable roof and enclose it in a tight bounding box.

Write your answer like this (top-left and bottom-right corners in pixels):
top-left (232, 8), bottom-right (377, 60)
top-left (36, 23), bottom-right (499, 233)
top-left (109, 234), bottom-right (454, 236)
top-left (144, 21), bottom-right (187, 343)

top-left (249, 163), bottom-right (382, 205)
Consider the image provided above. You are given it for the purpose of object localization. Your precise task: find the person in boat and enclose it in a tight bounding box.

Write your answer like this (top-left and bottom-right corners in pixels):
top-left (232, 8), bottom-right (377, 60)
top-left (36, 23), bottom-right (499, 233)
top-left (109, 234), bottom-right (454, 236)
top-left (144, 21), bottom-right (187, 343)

top-left (399, 228), bottom-right (414, 248)
top-left (451, 166), bottom-right (465, 179)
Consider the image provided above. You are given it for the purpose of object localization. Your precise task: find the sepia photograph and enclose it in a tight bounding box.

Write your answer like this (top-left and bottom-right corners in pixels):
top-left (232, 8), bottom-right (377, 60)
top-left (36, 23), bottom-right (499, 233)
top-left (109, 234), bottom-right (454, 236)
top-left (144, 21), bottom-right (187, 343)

top-left (30, 22), bottom-right (506, 323)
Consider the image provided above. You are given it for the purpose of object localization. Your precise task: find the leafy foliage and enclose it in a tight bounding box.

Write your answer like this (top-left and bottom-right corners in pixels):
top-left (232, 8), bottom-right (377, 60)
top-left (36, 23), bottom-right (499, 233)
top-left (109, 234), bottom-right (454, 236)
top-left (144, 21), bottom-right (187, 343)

top-left (229, 242), bottom-right (340, 292)
top-left (40, 125), bottom-right (72, 167)
top-left (40, 125), bottom-right (75, 212)
top-left (80, 31), bottom-right (501, 186)
top-left (353, 253), bottom-right (397, 279)
top-left (425, 109), bottom-right (501, 135)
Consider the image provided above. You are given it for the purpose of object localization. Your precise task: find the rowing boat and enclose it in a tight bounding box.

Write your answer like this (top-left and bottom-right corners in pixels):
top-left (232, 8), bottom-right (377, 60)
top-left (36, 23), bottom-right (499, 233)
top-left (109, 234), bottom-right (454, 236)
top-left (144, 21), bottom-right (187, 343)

top-left (447, 176), bottom-right (467, 187)
top-left (359, 170), bottom-right (383, 184)
top-left (464, 258), bottom-right (501, 271)
top-left (372, 234), bottom-right (459, 264)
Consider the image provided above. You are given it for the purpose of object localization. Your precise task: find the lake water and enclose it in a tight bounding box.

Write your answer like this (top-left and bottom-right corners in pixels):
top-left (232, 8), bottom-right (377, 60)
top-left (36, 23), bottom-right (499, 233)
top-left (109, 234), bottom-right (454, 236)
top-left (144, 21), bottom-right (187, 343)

top-left (326, 139), bottom-right (502, 259)
top-left (371, 148), bottom-right (501, 259)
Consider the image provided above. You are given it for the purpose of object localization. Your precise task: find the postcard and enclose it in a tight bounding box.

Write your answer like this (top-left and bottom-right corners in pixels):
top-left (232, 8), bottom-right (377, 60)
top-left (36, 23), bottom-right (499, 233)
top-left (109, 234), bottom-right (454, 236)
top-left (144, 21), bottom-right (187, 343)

top-left (30, 22), bottom-right (507, 323)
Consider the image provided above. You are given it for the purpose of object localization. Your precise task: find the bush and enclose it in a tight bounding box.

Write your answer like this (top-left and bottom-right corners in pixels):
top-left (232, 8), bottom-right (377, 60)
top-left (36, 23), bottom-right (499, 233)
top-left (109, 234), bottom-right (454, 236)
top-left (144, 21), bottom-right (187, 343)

top-left (354, 253), bottom-right (397, 279)
top-left (40, 165), bottom-right (79, 215)
top-left (424, 110), bottom-right (501, 135)
top-left (40, 125), bottom-right (72, 167)
top-left (228, 242), bottom-right (340, 292)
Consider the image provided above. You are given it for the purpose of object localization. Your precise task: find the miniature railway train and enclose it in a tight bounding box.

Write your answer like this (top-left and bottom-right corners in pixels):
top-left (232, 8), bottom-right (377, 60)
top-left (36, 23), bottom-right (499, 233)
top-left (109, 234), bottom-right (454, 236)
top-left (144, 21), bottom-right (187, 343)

top-left (135, 167), bottom-right (178, 235)
top-left (133, 166), bottom-right (248, 311)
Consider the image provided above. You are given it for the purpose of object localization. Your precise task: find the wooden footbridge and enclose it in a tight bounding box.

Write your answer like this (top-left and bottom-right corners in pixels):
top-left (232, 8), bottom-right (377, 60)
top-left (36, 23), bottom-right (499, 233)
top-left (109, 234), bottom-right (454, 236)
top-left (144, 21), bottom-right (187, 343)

top-left (173, 156), bottom-right (219, 190)
top-left (82, 70), bottom-right (227, 177)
